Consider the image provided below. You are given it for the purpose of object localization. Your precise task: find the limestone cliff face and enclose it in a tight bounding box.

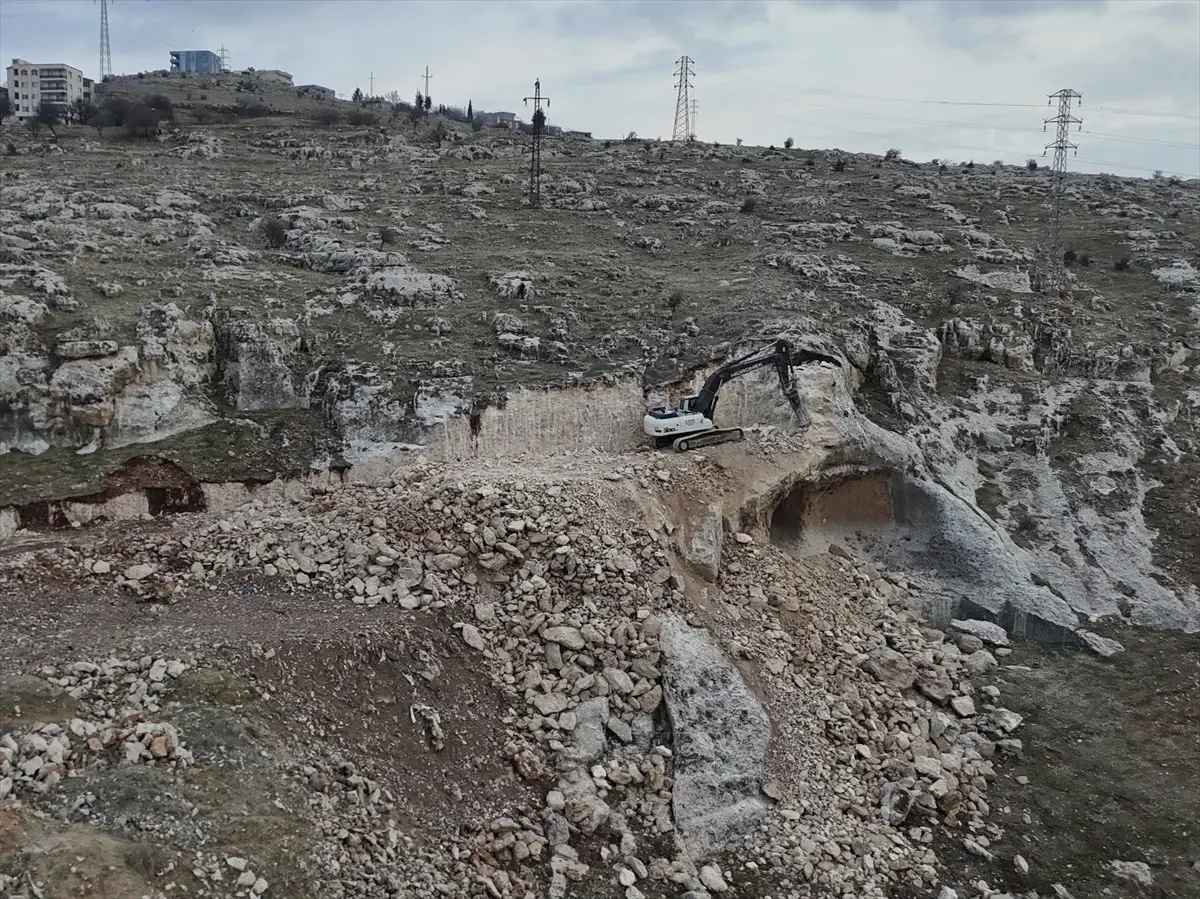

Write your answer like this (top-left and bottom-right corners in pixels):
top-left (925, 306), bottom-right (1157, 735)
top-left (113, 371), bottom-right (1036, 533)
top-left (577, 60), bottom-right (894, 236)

top-left (3, 288), bottom-right (1197, 636)
top-left (0, 302), bottom-right (217, 454)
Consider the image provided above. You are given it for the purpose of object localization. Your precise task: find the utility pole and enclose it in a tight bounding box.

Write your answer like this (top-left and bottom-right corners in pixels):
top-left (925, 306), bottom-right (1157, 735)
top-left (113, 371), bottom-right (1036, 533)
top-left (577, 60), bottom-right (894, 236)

top-left (97, 0), bottom-right (112, 79)
top-left (1036, 88), bottom-right (1083, 295)
top-left (421, 66), bottom-right (432, 100)
top-left (672, 55), bottom-right (694, 143)
top-left (689, 98), bottom-right (698, 141)
top-left (369, 71), bottom-right (375, 98)
top-left (95, 0), bottom-right (147, 80)
top-left (523, 78), bottom-right (551, 208)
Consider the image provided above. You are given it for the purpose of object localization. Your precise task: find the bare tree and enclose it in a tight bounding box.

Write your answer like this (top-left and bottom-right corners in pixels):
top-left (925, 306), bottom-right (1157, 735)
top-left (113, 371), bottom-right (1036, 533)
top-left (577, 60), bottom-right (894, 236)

top-left (92, 109), bottom-right (117, 136)
top-left (123, 103), bottom-right (162, 139)
top-left (382, 89), bottom-right (401, 103)
top-left (35, 101), bottom-right (61, 138)
top-left (70, 97), bottom-right (98, 126)
top-left (262, 215), bottom-right (287, 249)
top-left (313, 108), bottom-right (341, 127)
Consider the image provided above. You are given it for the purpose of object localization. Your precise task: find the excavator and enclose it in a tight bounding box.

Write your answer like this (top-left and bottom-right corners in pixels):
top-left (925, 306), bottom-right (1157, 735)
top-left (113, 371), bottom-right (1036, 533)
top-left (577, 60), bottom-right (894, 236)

top-left (643, 338), bottom-right (841, 452)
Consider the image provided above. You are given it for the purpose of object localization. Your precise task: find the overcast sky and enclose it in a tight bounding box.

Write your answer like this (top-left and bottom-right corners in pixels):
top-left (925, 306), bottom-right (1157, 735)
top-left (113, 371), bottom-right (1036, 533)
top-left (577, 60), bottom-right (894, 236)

top-left (2, 0), bottom-right (1197, 178)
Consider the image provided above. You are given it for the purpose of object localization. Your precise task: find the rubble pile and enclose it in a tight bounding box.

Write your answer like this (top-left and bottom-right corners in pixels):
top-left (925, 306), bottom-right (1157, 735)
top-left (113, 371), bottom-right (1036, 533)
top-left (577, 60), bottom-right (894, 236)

top-left (1, 657), bottom-right (194, 802)
top-left (2, 454), bottom-right (1036, 898)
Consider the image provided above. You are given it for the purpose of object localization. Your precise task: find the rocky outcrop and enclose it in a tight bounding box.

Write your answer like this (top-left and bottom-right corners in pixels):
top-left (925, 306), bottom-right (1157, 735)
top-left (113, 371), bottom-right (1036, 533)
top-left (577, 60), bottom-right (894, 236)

top-left (213, 310), bottom-right (305, 411)
top-left (0, 302), bottom-right (216, 454)
top-left (679, 503), bottom-right (724, 582)
top-left (660, 618), bottom-right (771, 857)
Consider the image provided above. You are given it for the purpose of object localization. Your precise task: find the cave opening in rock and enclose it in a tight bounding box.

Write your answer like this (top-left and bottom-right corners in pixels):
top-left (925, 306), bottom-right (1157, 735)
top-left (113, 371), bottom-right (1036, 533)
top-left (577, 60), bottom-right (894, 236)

top-left (767, 469), bottom-right (979, 626)
top-left (769, 470), bottom-right (900, 554)
top-left (145, 484), bottom-right (207, 516)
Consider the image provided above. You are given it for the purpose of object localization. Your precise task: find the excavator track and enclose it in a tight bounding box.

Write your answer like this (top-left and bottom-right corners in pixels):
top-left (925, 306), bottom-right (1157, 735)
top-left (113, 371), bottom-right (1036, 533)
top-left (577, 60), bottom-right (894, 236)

top-left (672, 427), bottom-right (744, 452)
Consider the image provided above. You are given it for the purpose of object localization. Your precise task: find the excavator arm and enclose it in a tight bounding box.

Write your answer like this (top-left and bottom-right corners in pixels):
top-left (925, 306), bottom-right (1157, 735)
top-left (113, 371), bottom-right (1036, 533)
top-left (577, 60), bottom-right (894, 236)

top-left (692, 339), bottom-right (839, 427)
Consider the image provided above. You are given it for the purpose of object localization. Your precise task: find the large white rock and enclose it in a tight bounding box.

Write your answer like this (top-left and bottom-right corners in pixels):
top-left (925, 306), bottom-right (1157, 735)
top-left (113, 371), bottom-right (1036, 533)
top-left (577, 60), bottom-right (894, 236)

top-left (660, 617), bottom-right (770, 857)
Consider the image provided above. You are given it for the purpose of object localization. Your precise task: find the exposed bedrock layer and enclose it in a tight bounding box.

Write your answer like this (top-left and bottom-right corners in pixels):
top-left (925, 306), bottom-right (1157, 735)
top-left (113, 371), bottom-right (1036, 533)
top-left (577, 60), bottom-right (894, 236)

top-left (755, 465), bottom-right (1124, 655)
top-left (3, 327), bottom-right (1196, 644)
top-left (659, 617), bottom-right (772, 859)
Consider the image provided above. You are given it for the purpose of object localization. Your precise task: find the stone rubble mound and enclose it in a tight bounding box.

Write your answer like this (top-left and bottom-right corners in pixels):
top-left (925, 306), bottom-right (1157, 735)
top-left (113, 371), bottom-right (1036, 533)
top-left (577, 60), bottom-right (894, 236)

top-left (1, 657), bottom-right (195, 803)
top-left (1, 454), bottom-right (1036, 898)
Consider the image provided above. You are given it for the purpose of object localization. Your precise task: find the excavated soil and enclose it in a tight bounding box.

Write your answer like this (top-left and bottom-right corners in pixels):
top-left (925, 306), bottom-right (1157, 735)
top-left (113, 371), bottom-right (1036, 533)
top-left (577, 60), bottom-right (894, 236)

top-left (239, 623), bottom-right (536, 839)
top-left (3, 451), bottom-right (1198, 899)
top-left (0, 567), bottom-right (529, 897)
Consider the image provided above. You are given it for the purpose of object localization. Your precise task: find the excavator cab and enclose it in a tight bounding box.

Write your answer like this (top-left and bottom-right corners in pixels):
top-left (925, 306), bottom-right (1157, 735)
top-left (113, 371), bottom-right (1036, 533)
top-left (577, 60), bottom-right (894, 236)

top-left (642, 401), bottom-right (715, 448)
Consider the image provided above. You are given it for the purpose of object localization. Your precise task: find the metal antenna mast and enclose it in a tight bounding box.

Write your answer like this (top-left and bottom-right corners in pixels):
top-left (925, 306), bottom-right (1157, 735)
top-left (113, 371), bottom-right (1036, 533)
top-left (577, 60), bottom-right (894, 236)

top-left (1036, 88), bottom-right (1083, 295)
top-left (689, 98), bottom-right (698, 141)
top-left (98, 0), bottom-right (112, 79)
top-left (369, 71), bottom-right (375, 97)
top-left (421, 66), bottom-right (432, 99)
top-left (672, 55), bottom-right (694, 142)
top-left (523, 78), bottom-right (551, 208)
top-left (218, 44), bottom-right (230, 73)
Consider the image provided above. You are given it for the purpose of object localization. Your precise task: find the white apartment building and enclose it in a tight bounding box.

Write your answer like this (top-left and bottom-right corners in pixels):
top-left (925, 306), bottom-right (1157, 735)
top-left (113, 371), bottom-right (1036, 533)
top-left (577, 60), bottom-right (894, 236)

top-left (6, 58), bottom-right (90, 120)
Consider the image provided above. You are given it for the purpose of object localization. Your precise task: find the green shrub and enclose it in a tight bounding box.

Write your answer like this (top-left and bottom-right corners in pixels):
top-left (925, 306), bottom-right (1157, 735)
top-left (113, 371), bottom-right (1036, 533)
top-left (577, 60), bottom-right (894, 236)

top-left (263, 216), bottom-right (287, 249)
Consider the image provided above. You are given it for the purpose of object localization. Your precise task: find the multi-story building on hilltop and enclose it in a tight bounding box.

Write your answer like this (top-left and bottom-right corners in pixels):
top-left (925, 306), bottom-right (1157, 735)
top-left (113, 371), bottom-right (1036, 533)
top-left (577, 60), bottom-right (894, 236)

top-left (170, 49), bottom-right (222, 74)
top-left (298, 84), bottom-right (336, 99)
top-left (5, 58), bottom-right (87, 120)
top-left (479, 111), bottom-right (520, 130)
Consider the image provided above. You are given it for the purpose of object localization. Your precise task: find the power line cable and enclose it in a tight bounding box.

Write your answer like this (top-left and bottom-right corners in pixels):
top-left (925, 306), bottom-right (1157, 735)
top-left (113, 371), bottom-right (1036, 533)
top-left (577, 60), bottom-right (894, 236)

top-left (1088, 106), bottom-right (1200, 120)
top-left (738, 78), bottom-right (1200, 122)
top-left (709, 85), bottom-right (1043, 142)
top-left (713, 85), bottom-right (1196, 155)
top-left (1075, 156), bottom-right (1198, 177)
top-left (739, 79), bottom-right (1044, 109)
top-left (1081, 130), bottom-right (1199, 149)
top-left (719, 85), bottom-right (1040, 133)
top-left (728, 85), bottom-right (1198, 139)
top-left (704, 92), bottom-right (1044, 159)
top-left (700, 90), bottom-right (1199, 177)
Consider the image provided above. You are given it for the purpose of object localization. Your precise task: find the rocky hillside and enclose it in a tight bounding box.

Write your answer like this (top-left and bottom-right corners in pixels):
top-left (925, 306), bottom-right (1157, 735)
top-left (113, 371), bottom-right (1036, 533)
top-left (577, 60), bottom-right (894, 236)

top-left (1, 105), bottom-right (1196, 625)
top-left (0, 93), bottom-right (1198, 899)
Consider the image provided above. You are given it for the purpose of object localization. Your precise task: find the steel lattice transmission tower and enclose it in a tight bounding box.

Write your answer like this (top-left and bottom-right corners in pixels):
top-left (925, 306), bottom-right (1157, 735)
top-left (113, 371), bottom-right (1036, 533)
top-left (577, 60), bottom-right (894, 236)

top-left (523, 79), bottom-right (551, 208)
top-left (1037, 88), bottom-right (1083, 295)
top-left (97, 0), bottom-right (112, 79)
top-left (689, 98), bottom-right (698, 141)
top-left (672, 56), bottom-right (694, 142)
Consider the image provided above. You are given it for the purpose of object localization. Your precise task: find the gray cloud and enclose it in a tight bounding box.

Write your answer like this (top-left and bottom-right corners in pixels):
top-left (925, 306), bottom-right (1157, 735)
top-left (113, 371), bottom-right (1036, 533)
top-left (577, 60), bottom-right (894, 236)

top-left (1, 0), bottom-right (1194, 176)
top-left (935, 0), bottom-right (1112, 18)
